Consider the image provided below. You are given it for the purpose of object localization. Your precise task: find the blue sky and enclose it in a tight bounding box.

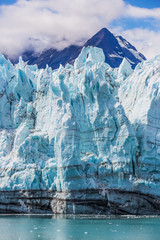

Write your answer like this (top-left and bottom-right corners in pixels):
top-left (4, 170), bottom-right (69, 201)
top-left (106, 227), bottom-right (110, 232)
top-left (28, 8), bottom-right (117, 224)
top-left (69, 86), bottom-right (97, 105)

top-left (124, 0), bottom-right (160, 9)
top-left (0, 0), bottom-right (159, 59)
top-left (0, 0), bottom-right (17, 5)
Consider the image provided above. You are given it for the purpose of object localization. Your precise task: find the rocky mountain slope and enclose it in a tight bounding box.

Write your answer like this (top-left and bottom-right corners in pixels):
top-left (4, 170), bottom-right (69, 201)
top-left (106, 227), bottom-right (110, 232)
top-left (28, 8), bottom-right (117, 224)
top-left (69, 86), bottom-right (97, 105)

top-left (0, 47), bottom-right (159, 214)
top-left (10, 28), bottom-right (146, 70)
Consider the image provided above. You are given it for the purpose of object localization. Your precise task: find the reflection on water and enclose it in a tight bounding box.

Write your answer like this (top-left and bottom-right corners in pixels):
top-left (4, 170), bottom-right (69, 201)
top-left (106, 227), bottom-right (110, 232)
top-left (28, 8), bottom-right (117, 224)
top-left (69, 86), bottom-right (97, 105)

top-left (0, 215), bottom-right (160, 240)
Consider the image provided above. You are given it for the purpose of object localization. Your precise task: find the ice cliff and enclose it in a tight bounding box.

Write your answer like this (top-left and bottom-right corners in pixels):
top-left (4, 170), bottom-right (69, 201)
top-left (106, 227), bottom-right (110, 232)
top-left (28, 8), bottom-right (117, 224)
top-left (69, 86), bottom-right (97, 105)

top-left (0, 47), bottom-right (160, 214)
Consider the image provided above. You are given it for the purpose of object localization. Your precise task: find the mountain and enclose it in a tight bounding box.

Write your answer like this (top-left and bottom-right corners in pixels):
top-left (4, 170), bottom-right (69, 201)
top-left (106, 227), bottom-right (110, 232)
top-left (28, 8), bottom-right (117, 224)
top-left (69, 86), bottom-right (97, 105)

top-left (10, 28), bottom-right (146, 69)
top-left (0, 47), bottom-right (160, 214)
top-left (20, 45), bottom-right (82, 70)
top-left (84, 28), bottom-right (146, 68)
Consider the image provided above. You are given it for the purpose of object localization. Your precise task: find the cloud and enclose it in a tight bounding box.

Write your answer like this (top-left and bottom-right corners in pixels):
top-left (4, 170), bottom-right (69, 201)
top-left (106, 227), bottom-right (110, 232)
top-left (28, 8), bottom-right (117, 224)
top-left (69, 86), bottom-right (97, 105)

top-left (124, 5), bottom-right (160, 19)
top-left (0, 0), bottom-right (160, 58)
top-left (0, 0), bottom-right (125, 57)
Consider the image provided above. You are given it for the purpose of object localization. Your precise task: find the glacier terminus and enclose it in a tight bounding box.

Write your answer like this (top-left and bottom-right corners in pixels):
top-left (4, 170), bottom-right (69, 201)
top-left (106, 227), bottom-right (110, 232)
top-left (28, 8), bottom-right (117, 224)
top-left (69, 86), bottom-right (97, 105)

top-left (0, 46), bottom-right (160, 214)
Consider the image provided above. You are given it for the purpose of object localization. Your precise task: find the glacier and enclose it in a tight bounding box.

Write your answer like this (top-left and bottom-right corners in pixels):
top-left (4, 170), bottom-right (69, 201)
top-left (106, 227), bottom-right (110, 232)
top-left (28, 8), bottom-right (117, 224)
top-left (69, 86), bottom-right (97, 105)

top-left (0, 47), bottom-right (160, 214)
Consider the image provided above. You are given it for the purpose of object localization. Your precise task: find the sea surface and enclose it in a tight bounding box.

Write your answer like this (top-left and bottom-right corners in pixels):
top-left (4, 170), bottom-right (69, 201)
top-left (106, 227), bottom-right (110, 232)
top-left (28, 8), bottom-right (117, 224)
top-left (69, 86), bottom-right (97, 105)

top-left (0, 215), bottom-right (160, 240)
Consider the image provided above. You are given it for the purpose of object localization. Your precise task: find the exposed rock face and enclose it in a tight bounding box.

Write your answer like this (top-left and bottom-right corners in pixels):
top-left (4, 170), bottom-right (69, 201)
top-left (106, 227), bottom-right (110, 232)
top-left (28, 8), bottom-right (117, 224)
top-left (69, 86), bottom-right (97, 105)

top-left (0, 47), bottom-right (160, 214)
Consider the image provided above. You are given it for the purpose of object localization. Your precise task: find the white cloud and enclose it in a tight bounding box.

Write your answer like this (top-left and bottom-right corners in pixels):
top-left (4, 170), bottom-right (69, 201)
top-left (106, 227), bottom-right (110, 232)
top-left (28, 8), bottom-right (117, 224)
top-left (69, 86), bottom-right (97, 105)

top-left (124, 5), bottom-right (160, 19)
top-left (0, 0), bottom-right (125, 57)
top-left (0, 0), bottom-right (160, 58)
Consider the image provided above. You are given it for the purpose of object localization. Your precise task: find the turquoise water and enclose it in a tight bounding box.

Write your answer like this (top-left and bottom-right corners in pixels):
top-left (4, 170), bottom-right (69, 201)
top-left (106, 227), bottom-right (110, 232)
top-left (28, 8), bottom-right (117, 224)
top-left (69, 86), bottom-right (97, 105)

top-left (0, 215), bottom-right (160, 240)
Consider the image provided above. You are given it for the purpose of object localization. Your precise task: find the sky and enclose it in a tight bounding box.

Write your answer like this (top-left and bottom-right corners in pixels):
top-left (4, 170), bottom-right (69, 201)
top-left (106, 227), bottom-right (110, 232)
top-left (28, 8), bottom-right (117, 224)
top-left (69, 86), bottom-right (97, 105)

top-left (0, 0), bottom-right (159, 59)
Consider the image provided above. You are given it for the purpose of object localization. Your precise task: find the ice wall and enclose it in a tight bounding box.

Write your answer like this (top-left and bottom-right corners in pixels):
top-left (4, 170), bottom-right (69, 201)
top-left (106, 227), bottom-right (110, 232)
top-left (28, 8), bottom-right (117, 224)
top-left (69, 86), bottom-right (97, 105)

top-left (118, 55), bottom-right (160, 196)
top-left (0, 47), bottom-right (160, 214)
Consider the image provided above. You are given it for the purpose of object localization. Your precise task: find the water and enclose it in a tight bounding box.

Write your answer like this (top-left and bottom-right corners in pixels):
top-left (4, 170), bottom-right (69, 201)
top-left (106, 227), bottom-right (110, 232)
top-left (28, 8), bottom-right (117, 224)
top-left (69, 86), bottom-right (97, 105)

top-left (0, 215), bottom-right (160, 240)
